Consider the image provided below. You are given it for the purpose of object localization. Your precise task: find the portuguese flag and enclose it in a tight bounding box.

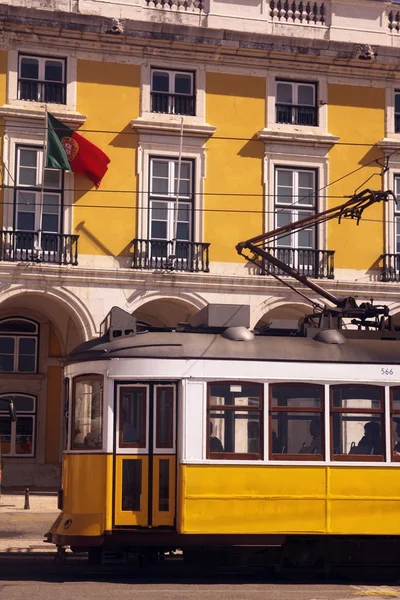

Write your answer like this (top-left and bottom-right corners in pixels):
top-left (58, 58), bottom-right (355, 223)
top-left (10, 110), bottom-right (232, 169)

top-left (46, 113), bottom-right (110, 187)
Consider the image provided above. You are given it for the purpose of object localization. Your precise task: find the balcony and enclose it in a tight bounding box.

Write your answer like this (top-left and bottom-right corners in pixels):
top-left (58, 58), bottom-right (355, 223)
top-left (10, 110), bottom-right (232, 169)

top-left (276, 104), bottom-right (318, 126)
top-left (0, 231), bottom-right (79, 265)
top-left (263, 247), bottom-right (335, 279)
top-left (132, 239), bottom-right (210, 272)
top-left (151, 92), bottom-right (195, 116)
top-left (381, 253), bottom-right (400, 282)
top-left (18, 79), bottom-right (66, 104)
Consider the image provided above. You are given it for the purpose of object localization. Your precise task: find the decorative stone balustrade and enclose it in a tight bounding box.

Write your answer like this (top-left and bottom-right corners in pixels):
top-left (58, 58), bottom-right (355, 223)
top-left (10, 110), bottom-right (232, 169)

top-left (388, 10), bottom-right (400, 32)
top-left (146, 0), bottom-right (204, 10)
top-left (269, 0), bottom-right (325, 25)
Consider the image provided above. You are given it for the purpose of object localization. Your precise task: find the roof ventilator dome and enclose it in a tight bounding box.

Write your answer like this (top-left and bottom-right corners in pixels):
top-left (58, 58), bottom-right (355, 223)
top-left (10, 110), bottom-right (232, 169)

top-left (222, 326), bottom-right (255, 342)
top-left (100, 307), bottom-right (137, 341)
top-left (313, 329), bottom-right (346, 345)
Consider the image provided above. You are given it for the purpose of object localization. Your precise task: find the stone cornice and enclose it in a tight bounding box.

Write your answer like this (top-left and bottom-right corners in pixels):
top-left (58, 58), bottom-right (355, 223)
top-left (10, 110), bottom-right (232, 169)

top-left (378, 137), bottom-right (400, 152)
top-left (131, 118), bottom-right (216, 138)
top-left (0, 104), bottom-right (87, 127)
top-left (257, 129), bottom-right (340, 148)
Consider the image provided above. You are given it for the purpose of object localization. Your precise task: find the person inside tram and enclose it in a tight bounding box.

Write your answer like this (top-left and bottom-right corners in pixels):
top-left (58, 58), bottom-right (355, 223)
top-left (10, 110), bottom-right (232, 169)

top-left (209, 421), bottom-right (224, 452)
top-left (299, 418), bottom-right (321, 454)
top-left (349, 421), bottom-right (381, 455)
top-left (393, 419), bottom-right (400, 456)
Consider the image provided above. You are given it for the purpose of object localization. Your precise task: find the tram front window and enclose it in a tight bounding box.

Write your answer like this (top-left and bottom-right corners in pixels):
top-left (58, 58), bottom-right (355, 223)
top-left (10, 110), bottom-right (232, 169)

top-left (71, 375), bottom-right (103, 450)
top-left (270, 384), bottom-right (324, 460)
top-left (207, 382), bottom-right (263, 459)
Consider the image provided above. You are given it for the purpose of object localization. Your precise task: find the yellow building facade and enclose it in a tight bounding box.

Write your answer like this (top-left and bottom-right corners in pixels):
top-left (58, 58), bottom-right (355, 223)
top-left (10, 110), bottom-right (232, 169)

top-left (0, 0), bottom-right (399, 487)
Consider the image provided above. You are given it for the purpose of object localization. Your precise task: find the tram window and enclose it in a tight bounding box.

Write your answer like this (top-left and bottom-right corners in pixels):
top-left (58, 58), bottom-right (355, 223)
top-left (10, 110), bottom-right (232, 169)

top-left (207, 382), bottom-right (263, 459)
top-left (119, 387), bottom-right (146, 448)
top-left (390, 388), bottom-right (400, 461)
top-left (71, 375), bottom-right (103, 451)
top-left (331, 385), bottom-right (384, 461)
top-left (270, 384), bottom-right (324, 460)
top-left (155, 386), bottom-right (174, 449)
top-left (122, 459), bottom-right (142, 511)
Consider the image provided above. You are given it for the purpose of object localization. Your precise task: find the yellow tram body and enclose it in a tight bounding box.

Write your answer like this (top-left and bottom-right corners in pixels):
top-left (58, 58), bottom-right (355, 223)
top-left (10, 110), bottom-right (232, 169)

top-left (48, 305), bottom-right (400, 562)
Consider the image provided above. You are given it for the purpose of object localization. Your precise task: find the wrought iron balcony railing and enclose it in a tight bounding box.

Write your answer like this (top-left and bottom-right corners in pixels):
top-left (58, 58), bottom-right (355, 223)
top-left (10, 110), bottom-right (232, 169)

top-left (18, 79), bottom-right (66, 104)
top-left (0, 231), bottom-right (78, 265)
top-left (381, 253), bottom-right (400, 282)
top-left (263, 247), bottom-right (335, 279)
top-left (151, 92), bottom-right (195, 116)
top-left (276, 104), bottom-right (318, 126)
top-left (132, 239), bottom-right (210, 273)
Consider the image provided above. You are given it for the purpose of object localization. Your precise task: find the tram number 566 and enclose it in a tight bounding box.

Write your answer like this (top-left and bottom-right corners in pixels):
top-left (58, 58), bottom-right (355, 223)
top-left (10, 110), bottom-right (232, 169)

top-left (381, 367), bottom-right (394, 376)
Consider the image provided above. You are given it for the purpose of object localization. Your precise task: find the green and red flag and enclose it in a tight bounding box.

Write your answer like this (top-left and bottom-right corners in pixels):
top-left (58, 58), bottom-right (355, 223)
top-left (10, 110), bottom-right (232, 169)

top-left (46, 113), bottom-right (110, 188)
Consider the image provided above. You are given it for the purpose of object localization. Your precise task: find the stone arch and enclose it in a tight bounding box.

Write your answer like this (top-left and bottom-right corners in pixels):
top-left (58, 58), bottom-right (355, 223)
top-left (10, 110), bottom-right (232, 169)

top-left (253, 300), bottom-right (313, 331)
top-left (0, 286), bottom-right (94, 353)
top-left (131, 293), bottom-right (206, 328)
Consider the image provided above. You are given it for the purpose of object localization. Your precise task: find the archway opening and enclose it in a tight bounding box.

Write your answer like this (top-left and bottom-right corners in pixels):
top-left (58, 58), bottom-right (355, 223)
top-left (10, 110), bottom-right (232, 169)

top-left (133, 298), bottom-right (200, 328)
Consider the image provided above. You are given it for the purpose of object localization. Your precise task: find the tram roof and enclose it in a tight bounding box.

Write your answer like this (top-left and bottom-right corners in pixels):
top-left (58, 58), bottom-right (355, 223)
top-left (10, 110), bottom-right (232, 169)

top-left (66, 329), bottom-right (400, 365)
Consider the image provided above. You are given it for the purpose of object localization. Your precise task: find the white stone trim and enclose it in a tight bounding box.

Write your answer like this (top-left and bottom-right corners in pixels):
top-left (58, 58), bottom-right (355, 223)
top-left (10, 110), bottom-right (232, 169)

top-left (378, 138), bottom-right (400, 255)
top-left (136, 135), bottom-right (207, 243)
top-left (266, 72), bottom-right (328, 135)
top-left (6, 48), bottom-right (78, 112)
top-left (0, 105), bottom-right (86, 127)
top-left (263, 147), bottom-right (330, 251)
top-left (140, 60), bottom-right (206, 124)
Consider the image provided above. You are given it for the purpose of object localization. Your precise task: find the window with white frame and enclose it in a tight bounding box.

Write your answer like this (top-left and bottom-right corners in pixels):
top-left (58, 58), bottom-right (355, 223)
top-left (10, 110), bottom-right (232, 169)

top-left (18, 54), bottom-right (66, 104)
top-left (0, 394), bottom-right (36, 457)
top-left (276, 81), bottom-right (317, 126)
top-left (394, 175), bottom-right (400, 252)
top-left (148, 157), bottom-right (193, 258)
top-left (0, 318), bottom-right (38, 373)
top-left (275, 167), bottom-right (317, 249)
top-left (15, 146), bottom-right (63, 251)
top-left (151, 68), bottom-right (195, 116)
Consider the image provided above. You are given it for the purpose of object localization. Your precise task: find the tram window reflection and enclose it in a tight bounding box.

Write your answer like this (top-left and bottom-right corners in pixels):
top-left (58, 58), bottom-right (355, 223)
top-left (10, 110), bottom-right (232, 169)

top-left (331, 386), bottom-right (384, 461)
top-left (71, 376), bottom-right (103, 451)
top-left (390, 388), bottom-right (400, 461)
top-left (270, 384), bottom-right (324, 460)
top-left (119, 386), bottom-right (146, 448)
top-left (207, 382), bottom-right (263, 459)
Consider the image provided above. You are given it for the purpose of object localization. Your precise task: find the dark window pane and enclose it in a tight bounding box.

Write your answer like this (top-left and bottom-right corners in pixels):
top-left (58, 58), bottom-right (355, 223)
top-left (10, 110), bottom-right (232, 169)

top-left (120, 388), bottom-right (146, 447)
top-left (272, 412), bottom-right (322, 456)
top-left (159, 459), bottom-right (170, 512)
top-left (395, 93), bottom-right (400, 114)
top-left (0, 319), bottom-right (37, 334)
top-left (42, 214), bottom-right (59, 233)
top-left (176, 223), bottom-right (190, 241)
top-left (332, 386), bottom-right (382, 409)
top-left (12, 396), bottom-right (35, 412)
top-left (332, 413), bottom-right (382, 457)
top-left (122, 459), bottom-right (142, 511)
top-left (20, 58), bottom-right (38, 80)
top-left (152, 71), bottom-right (169, 93)
top-left (392, 417), bottom-right (400, 456)
top-left (72, 378), bottom-right (103, 450)
top-left (151, 221), bottom-right (168, 240)
top-left (15, 417), bottom-right (33, 454)
top-left (0, 337), bottom-right (15, 353)
top-left (0, 356), bottom-right (14, 372)
top-left (174, 74), bottom-right (192, 95)
top-left (17, 212), bottom-right (35, 231)
top-left (19, 149), bottom-right (37, 168)
top-left (271, 384), bottom-right (322, 408)
top-left (45, 61), bottom-right (63, 82)
top-left (18, 355), bottom-right (36, 373)
top-left (156, 387), bottom-right (173, 448)
top-left (277, 83), bottom-right (292, 104)
top-left (209, 382), bottom-right (262, 407)
top-left (298, 85), bottom-right (314, 106)
top-left (209, 411), bottom-right (261, 454)
top-left (18, 338), bottom-right (36, 354)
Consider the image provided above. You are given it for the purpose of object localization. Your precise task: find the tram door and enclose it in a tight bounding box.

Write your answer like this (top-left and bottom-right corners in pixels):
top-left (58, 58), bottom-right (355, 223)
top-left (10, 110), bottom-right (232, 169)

top-left (114, 383), bottom-right (176, 528)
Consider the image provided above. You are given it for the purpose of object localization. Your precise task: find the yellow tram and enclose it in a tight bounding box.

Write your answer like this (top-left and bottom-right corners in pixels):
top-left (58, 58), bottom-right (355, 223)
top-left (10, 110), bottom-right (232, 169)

top-left (48, 303), bottom-right (400, 567)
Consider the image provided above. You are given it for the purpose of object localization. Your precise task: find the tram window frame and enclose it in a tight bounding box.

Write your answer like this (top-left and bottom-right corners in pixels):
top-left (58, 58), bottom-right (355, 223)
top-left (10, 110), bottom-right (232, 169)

top-left (70, 374), bottom-right (104, 451)
top-left (270, 383), bottom-right (324, 461)
top-left (207, 381), bottom-right (263, 460)
top-left (390, 387), bottom-right (400, 462)
top-left (118, 385), bottom-right (147, 449)
top-left (330, 384), bottom-right (385, 462)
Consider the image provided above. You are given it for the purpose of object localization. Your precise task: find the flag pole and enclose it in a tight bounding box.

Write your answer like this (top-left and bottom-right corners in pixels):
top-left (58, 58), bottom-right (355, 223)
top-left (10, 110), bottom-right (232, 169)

top-left (37, 107), bottom-right (48, 252)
